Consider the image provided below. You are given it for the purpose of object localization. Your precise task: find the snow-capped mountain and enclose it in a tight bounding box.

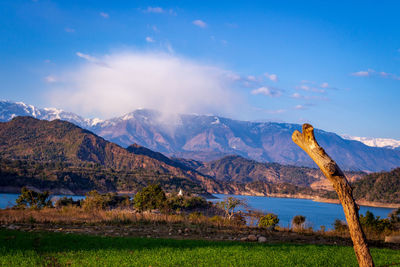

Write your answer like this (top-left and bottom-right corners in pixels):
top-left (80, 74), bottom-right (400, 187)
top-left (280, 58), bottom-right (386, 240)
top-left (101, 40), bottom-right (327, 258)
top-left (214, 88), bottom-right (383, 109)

top-left (341, 135), bottom-right (400, 150)
top-left (0, 100), bottom-right (103, 128)
top-left (1, 100), bottom-right (400, 172)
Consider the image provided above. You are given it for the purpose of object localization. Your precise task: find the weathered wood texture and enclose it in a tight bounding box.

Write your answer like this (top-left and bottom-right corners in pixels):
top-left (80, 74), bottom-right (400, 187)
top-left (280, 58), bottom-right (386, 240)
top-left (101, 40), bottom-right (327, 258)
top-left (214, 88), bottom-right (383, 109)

top-left (292, 124), bottom-right (374, 267)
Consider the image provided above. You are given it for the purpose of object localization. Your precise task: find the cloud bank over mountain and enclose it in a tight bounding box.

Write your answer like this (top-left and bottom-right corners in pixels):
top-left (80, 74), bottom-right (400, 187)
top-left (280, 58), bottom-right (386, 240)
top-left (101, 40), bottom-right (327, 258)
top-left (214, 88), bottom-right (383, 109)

top-left (47, 52), bottom-right (245, 119)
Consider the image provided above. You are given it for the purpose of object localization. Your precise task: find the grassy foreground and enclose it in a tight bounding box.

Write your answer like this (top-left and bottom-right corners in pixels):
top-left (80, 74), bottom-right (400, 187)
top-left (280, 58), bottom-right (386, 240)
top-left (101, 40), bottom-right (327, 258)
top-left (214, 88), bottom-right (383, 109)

top-left (1, 229), bottom-right (399, 267)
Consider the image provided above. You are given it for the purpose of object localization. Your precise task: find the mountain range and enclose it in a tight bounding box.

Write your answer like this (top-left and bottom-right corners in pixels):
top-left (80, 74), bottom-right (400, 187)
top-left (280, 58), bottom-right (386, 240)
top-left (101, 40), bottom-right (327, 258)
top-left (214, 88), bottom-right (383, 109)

top-left (0, 115), bottom-right (399, 203)
top-left (1, 100), bottom-right (400, 172)
top-left (0, 116), bottom-right (331, 198)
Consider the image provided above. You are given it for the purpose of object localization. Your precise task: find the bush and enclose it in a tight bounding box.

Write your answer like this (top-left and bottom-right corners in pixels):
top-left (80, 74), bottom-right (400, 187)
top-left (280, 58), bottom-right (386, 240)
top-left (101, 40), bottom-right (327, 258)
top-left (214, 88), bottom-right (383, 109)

top-left (14, 187), bottom-right (53, 209)
top-left (333, 219), bottom-right (348, 233)
top-left (82, 191), bottom-right (131, 211)
top-left (359, 211), bottom-right (392, 234)
top-left (55, 197), bottom-right (81, 208)
top-left (133, 184), bottom-right (166, 212)
top-left (292, 215), bottom-right (306, 229)
top-left (166, 195), bottom-right (209, 211)
top-left (258, 213), bottom-right (279, 229)
top-left (209, 215), bottom-right (224, 225)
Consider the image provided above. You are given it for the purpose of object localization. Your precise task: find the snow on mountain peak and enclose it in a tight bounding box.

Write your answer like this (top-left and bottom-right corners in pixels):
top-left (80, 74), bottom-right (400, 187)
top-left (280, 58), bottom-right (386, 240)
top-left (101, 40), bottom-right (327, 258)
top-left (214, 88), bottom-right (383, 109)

top-left (211, 117), bottom-right (220, 125)
top-left (342, 134), bottom-right (400, 149)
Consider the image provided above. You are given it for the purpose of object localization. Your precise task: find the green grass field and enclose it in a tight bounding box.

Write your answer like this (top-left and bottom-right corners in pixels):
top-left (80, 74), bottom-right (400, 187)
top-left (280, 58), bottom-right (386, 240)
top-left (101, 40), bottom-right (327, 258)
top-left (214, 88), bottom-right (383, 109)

top-left (1, 229), bottom-right (399, 267)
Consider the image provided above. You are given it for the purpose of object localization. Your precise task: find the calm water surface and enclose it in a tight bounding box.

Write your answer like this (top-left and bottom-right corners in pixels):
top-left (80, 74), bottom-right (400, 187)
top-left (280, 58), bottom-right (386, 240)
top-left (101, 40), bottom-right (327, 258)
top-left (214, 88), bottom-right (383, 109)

top-left (0, 193), bottom-right (394, 230)
top-left (0, 193), bottom-right (85, 209)
top-left (212, 194), bottom-right (394, 230)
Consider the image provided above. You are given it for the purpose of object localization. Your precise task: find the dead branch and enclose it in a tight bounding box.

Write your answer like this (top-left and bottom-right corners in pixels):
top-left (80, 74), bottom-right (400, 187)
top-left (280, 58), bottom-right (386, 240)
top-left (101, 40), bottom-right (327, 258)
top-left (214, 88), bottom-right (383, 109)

top-left (292, 123), bottom-right (374, 267)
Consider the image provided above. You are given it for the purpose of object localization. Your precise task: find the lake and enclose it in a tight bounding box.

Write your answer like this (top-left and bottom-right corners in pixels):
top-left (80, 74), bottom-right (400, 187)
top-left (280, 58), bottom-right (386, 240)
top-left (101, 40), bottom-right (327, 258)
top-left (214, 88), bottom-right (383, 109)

top-left (0, 193), bottom-right (394, 230)
top-left (211, 194), bottom-right (395, 230)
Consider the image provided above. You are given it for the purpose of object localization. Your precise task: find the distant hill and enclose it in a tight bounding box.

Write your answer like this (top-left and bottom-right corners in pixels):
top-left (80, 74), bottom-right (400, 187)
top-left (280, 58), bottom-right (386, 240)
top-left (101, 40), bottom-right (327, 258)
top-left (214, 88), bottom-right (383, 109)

top-left (352, 168), bottom-right (400, 203)
top-left (0, 117), bottom-right (222, 195)
top-left (174, 155), bottom-right (365, 191)
top-left (1, 116), bottom-right (399, 204)
top-left (1, 100), bottom-right (400, 172)
top-left (0, 116), bottom-right (332, 198)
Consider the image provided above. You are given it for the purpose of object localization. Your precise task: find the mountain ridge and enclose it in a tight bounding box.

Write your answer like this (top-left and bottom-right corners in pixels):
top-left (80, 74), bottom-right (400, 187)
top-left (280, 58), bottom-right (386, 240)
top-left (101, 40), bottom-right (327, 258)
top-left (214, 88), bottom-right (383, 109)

top-left (1, 100), bottom-right (400, 172)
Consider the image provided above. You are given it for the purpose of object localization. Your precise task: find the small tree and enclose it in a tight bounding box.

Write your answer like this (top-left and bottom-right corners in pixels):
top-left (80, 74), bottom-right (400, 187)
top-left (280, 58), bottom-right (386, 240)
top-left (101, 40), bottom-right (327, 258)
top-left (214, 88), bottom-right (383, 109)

top-left (259, 213), bottom-right (279, 230)
top-left (217, 196), bottom-right (247, 220)
top-left (133, 184), bottom-right (166, 212)
top-left (333, 219), bottom-right (348, 233)
top-left (292, 215), bottom-right (306, 229)
top-left (14, 187), bottom-right (52, 209)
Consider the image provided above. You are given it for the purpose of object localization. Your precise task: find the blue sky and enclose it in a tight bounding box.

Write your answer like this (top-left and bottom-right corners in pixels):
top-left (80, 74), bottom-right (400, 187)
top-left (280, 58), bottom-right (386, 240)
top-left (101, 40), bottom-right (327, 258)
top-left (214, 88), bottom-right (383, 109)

top-left (1, 0), bottom-right (400, 139)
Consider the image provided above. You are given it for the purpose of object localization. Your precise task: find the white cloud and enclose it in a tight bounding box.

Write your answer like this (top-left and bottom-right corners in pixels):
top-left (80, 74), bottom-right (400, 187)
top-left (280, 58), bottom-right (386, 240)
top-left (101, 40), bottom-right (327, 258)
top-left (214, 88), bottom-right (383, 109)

top-left (145, 37), bottom-right (155, 43)
top-left (44, 75), bottom-right (57, 83)
top-left (251, 86), bottom-right (282, 97)
top-left (295, 104), bottom-right (305, 110)
top-left (46, 52), bottom-right (244, 119)
top-left (320, 82), bottom-right (329, 88)
top-left (291, 93), bottom-right (302, 99)
top-left (351, 69), bottom-right (400, 80)
top-left (145, 7), bottom-right (164, 13)
top-left (193, 20), bottom-right (207, 28)
top-left (76, 52), bottom-right (98, 62)
top-left (291, 93), bottom-right (328, 101)
top-left (351, 69), bottom-right (374, 77)
top-left (65, 27), bottom-right (75, 33)
top-left (247, 75), bottom-right (257, 82)
top-left (100, 12), bottom-right (109, 19)
top-left (296, 84), bottom-right (325, 93)
top-left (379, 71), bottom-right (400, 80)
top-left (265, 73), bottom-right (278, 82)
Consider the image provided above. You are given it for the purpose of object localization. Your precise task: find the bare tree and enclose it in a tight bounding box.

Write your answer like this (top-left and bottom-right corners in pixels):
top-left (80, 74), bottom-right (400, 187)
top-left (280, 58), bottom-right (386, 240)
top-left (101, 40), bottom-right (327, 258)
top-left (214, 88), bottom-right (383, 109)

top-left (292, 124), bottom-right (374, 267)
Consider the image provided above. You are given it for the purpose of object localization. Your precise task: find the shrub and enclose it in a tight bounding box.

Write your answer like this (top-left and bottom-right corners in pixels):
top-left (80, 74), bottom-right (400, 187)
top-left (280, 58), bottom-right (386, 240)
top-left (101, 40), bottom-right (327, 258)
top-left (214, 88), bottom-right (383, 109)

top-left (133, 184), bottom-right (166, 212)
top-left (209, 215), bottom-right (224, 225)
top-left (333, 219), bottom-right (348, 233)
top-left (188, 212), bottom-right (203, 222)
top-left (82, 191), bottom-right (131, 211)
top-left (14, 187), bottom-right (53, 209)
top-left (292, 215), bottom-right (306, 229)
top-left (166, 195), bottom-right (209, 212)
top-left (258, 213), bottom-right (279, 229)
top-left (55, 197), bottom-right (81, 208)
top-left (359, 211), bottom-right (392, 234)
top-left (232, 212), bottom-right (246, 226)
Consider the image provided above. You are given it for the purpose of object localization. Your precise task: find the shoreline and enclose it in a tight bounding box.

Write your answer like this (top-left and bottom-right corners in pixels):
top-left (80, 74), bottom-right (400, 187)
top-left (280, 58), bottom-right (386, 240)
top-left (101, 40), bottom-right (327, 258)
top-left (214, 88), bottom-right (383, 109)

top-left (312, 197), bottom-right (400, 209)
top-left (1, 188), bottom-right (398, 209)
top-left (213, 192), bottom-right (400, 209)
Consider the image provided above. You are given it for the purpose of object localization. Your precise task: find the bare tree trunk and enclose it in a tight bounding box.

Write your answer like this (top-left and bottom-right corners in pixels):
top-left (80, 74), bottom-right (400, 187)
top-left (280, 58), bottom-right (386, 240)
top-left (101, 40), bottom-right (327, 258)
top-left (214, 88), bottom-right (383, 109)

top-left (292, 124), bottom-right (374, 267)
